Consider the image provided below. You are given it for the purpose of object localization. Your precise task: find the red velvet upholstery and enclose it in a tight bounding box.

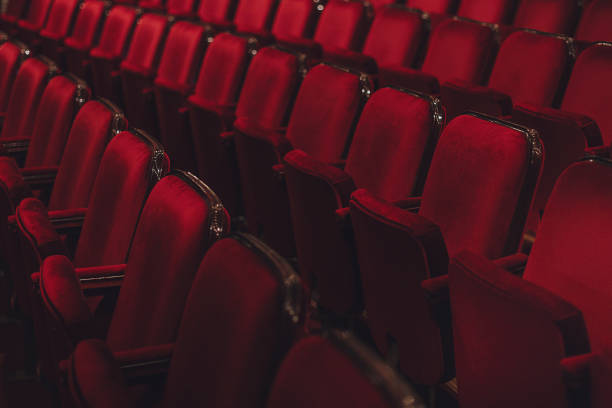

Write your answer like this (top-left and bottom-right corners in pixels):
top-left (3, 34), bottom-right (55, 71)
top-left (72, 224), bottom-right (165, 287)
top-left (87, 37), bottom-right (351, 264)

top-left (233, 0), bottom-right (278, 35)
top-left (271, 0), bottom-right (317, 42)
top-left (0, 0), bottom-right (28, 29)
top-left (441, 30), bottom-right (572, 119)
top-left (67, 233), bottom-right (299, 408)
top-left (311, 0), bottom-right (369, 54)
top-left (63, 0), bottom-right (108, 78)
top-left (575, 0), bottom-right (612, 43)
top-left (449, 250), bottom-right (591, 408)
top-left (513, 0), bottom-right (579, 34)
top-left (457, 0), bottom-right (516, 24)
top-left (233, 45), bottom-right (304, 242)
top-left (24, 74), bottom-right (90, 168)
top-left (407, 0), bottom-right (455, 13)
top-left (47, 99), bottom-right (125, 211)
top-left (349, 113), bottom-right (542, 385)
top-left (0, 57), bottom-right (54, 142)
top-left (267, 331), bottom-right (424, 408)
top-left (89, 5), bottom-right (139, 101)
top-left (38, 0), bottom-right (80, 60)
top-left (166, 0), bottom-right (198, 18)
top-left (361, 6), bottom-right (426, 68)
top-left (197, 0), bottom-right (237, 28)
top-left (16, 0), bottom-right (53, 42)
top-left (0, 41), bottom-right (26, 116)
top-left (236, 63), bottom-right (371, 257)
top-left (284, 87), bottom-right (443, 314)
top-left (379, 18), bottom-right (496, 94)
top-left (119, 13), bottom-right (169, 137)
top-left (187, 32), bottom-right (250, 215)
top-left (153, 20), bottom-right (206, 172)
top-left (137, 0), bottom-right (163, 11)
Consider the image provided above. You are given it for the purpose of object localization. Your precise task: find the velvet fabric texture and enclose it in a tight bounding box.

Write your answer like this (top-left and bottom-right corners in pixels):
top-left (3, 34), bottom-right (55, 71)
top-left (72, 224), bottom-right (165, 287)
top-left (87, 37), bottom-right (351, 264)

top-left (271, 0), bottom-right (316, 42)
top-left (119, 12), bottom-right (169, 136)
top-left (89, 5), bottom-right (139, 101)
top-left (407, 0), bottom-right (455, 13)
top-left (361, 6), bottom-right (425, 68)
top-left (233, 0), bottom-right (278, 35)
top-left (25, 75), bottom-right (88, 168)
top-left (311, 0), bottom-right (369, 54)
top-left (349, 114), bottom-right (541, 385)
top-left (154, 21), bottom-right (206, 171)
top-left (105, 173), bottom-right (230, 351)
top-left (561, 43), bottom-right (612, 146)
top-left (267, 336), bottom-right (390, 408)
top-left (165, 0), bottom-right (198, 18)
top-left (187, 32), bottom-right (250, 215)
top-left (38, 0), bottom-right (80, 59)
top-left (449, 250), bottom-right (591, 408)
top-left (0, 57), bottom-right (52, 142)
top-left (47, 100), bottom-right (120, 211)
top-left (513, 0), bottom-right (579, 34)
top-left (197, 0), bottom-right (237, 27)
top-left (457, 0), bottom-right (516, 24)
top-left (284, 88), bottom-right (441, 314)
top-left (0, 42), bottom-right (24, 115)
top-left (575, 0), bottom-right (612, 43)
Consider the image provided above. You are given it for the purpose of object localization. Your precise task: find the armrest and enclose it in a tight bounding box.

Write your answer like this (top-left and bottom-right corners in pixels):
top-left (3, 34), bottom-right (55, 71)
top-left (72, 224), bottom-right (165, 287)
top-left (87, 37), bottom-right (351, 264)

top-left (493, 253), bottom-right (528, 276)
top-left (586, 145), bottom-right (610, 158)
top-left (378, 65), bottom-right (440, 95)
top-left (324, 48), bottom-right (378, 74)
top-left (393, 197), bottom-right (421, 212)
top-left (236, 122), bottom-right (291, 158)
top-left (440, 79), bottom-right (513, 119)
top-left (284, 149), bottom-right (356, 208)
top-left (0, 137), bottom-right (29, 155)
top-left (16, 198), bottom-right (67, 260)
top-left (75, 264), bottom-right (126, 292)
top-left (113, 343), bottom-right (174, 383)
top-left (47, 207), bottom-right (87, 232)
top-left (21, 165), bottom-right (59, 191)
top-left (421, 274), bottom-right (450, 320)
top-left (0, 157), bottom-right (33, 206)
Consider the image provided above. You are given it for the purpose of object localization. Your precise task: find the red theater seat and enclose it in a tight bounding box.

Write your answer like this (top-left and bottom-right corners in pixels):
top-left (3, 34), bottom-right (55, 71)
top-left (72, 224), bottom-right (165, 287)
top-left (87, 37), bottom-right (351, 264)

top-left (449, 157), bottom-right (612, 408)
top-left (38, 0), bottom-right (81, 61)
top-left (267, 331), bottom-right (425, 408)
top-left (379, 17), bottom-right (497, 95)
top-left (65, 233), bottom-right (299, 408)
top-left (440, 29), bottom-right (573, 119)
top-left (0, 0), bottom-right (29, 32)
top-left (512, 0), bottom-right (579, 35)
top-left (0, 41), bottom-right (29, 119)
top-left (153, 20), bottom-right (207, 172)
top-left (119, 12), bottom-right (171, 138)
top-left (284, 87), bottom-right (444, 315)
top-left (512, 42), bottom-right (612, 235)
top-left (63, 0), bottom-right (108, 79)
top-left (165, 0), bottom-right (199, 18)
top-left (36, 171), bottom-right (229, 392)
top-left (89, 5), bottom-right (139, 102)
top-left (186, 32), bottom-right (251, 215)
top-left (270, 0), bottom-right (318, 42)
top-left (16, 0), bottom-right (54, 45)
top-left (197, 0), bottom-right (238, 29)
top-left (349, 113), bottom-right (542, 386)
top-left (233, 0), bottom-right (279, 35)
top-left (575, 0), bottom-right (612, 43)
top-left (457, 0), bottom-right (516, 24)
top-left (234, 63), bottom-right (373, 257)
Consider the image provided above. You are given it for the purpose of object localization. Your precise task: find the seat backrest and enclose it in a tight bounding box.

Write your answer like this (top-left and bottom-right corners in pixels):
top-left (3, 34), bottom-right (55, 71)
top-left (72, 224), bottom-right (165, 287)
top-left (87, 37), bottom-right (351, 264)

top-left (120, 13), bottom-right (169, 76)
top-left (407, 0), bottom-right (455, 13)
top-left (420, 18), bottom-right (497, 85)
top-left (0, 41), bottom-right (28, 114)
top-left (524, 158), bottom-right (612, 355)
top-left (73, 130), bottom-right (169, 268)
top-left (4, 0), bottom-right (29, 19)
top-left (190, 32), bottom-right (250, 110)
top-left (561, 43), bottom-right (612, 145)
top-left (286, 63), bottom-right (372, 162)
top-left (0, 57), bottom-right (56, 141)
top-left (312, 0), bottom-right (369, 53)
top-left (89, 5), bottom-right (139, 60)
top-left (47, 99), bottom-right (126, 211)
top-left (267, 331), bottom-right (425, 408)
top-left (456, 0), bottom-right (516, 24)
top-left (197, 0), bottom-right (237, 26)
top-left (234, 46), bottom-right (303, 128)
top-left (166, 0), bottom-right (198, 17)
top-left (418, 113), bottom-right (542, 259)
top-left (40, 0), bottom-right (80, 38)
top-left (155, 20), bottom-right (206, 93)
top-left (138, 0), bottom-right (163, 10)
top-left (271, 0), bottom-right (317, 42)
top-left (106, 171), bottom-right (230, 351)
top-left (512, 0), bottom-right (578, 34)
top-left (487, 30), bottom-right (573, 108)
top-left (19, 0), bottom-right (53, 29)
top-left (575, 0), bottom-right (612, 43)
top-left (344, 87), bottom-right (444, 201)
top-left (449, 250), bottom-right (590, 408)
top-left (162, 233), bottom-right (302, 408)
top-left (25, 74), bottom-right (90, 168)
top-left (361, 6), bottom-right (426, 68)
top-left (63, 0), bottom-right (107, 51)
top-left (233, 0), bottom-right (278, 35)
